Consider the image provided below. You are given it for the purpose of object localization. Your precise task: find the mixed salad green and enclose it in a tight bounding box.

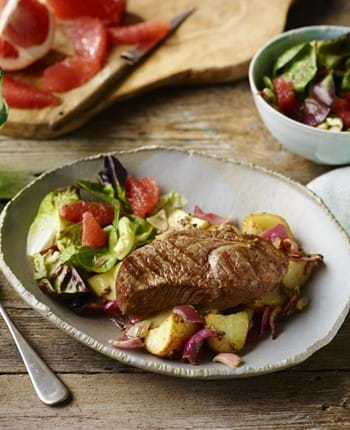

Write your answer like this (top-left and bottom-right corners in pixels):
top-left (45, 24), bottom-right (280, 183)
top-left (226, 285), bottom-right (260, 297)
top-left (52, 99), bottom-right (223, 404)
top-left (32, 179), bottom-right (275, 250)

top-left (26, 155), bottom-right (201, 313)
top-left (260, 32), bottom-right (350, 131)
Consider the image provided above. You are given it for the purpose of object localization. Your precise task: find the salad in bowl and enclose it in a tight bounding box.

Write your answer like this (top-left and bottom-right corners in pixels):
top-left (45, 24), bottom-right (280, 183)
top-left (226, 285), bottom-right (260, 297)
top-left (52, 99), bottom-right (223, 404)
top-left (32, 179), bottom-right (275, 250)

top-left (27, 155), bottom-right (323, 368)
top-left (260, 32), bottom-right (350, 131)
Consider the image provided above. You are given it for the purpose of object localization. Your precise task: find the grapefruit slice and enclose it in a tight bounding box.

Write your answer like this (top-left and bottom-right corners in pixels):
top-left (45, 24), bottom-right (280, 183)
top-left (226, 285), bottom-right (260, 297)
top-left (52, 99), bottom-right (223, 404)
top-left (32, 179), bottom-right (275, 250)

top-left (0, 0), bottom-right (55, 71)
top-left (126, 177), bottom-right (160, 218)
top-left (42, 57), bottom-right (99, 93)
top-left (63, 17), bottom-right (108, 65)
top-left (60, 201), bottom-right (114, 227)
top-left (3, 75), bottom-right (61, 108)
top-left (82, 212), bottom-right (107, 248)
top-left (42, 17), bottom-right (107, 92)
top-left (0, 36), bottom-right (18, 58)
top-left (47, 0), bottom-right (126, 25)
top-left (108, 20), bottom-right (170, 45)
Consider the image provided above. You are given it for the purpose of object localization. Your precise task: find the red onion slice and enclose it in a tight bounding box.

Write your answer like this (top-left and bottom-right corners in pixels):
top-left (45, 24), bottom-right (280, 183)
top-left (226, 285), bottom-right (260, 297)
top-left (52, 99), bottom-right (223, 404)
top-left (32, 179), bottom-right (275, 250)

top-left (260, 306), bottom-right (271, 338)
top-left (104, 300), bottom-right (130, 329)
top-left (129, 315), bottom-right (143, 324)
top-left (173, 305), bottom-right (203, 323)
top-left (125, 320), bottom-right (151, 339)
top-left (289, 253), bottom-right (323, 262)
top-left (112, 336), bottom-right (144, 349)
top-left (282, 238), bottom-right (300, 254)
top-left (269, 306), bottom-right (281, 339)
top-left (260, 224), bottom-right (289, 241)
top-left (282, 293), bottom-right (299, 317)
top-left (182, 328), bottom-right (217, 365)
top-left (296, 296), bottom-right (310, 311)
top-left (104, 300), bottom-right (121, 314)
top-left (194, 206), bottom-right (232, 225)
top-left (213, 353), bottom-right (241, 368)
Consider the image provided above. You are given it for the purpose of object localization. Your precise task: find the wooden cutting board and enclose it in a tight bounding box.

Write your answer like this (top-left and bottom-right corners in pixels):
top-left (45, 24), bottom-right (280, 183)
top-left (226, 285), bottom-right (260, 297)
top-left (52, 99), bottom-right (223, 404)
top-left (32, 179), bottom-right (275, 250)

top-left (1, 0), bottom-right (293, 139)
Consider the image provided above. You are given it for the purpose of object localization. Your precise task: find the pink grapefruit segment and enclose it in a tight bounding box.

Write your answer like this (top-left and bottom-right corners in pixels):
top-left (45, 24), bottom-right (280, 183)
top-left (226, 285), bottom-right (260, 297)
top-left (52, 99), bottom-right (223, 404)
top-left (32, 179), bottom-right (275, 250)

top-left (0, 0), bottom-right (55, 71)
top-left (82, 211), bottom-right (107, 248)
top-left (126, 177), bottom-right (160, 218)
top-left (3, 75), bottom-right (61, 108)
top-left (0, 36), bottom-right (17, 57)
top-left (42, 17), bottom-right (107, 92)
top-left (4, 0), bottom-right (50, 48)
top-left (63, 17), bottom-right (108, 65)
top-left (108, 20), bottom-right (170, 45)
top-left (47, 0), bottom-right (126, 24)
top-left (42, 57), bottom-right (99, 92)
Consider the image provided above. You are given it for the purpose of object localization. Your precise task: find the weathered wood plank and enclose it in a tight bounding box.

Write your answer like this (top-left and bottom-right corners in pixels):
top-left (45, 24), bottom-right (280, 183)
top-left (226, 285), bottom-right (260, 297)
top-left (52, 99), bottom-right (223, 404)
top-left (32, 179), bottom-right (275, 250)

top-left (0, 372), bottom-right (349, 429)
top-left (1, 306), bottom-right (349, 374)
top-left (0, 82), bottom-right (329, 185)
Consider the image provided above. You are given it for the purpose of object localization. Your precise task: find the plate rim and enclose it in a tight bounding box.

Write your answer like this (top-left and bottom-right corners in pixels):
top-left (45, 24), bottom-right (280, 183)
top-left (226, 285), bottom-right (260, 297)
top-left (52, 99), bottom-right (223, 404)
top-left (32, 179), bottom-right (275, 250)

top-left (1, 145), bottom-right (349, 379)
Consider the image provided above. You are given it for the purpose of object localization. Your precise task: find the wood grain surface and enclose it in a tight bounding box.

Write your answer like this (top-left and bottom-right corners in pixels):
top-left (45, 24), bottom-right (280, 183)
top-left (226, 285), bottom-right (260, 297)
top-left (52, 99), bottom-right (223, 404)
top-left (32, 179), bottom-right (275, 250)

top-left (2, 0), bottom-right (293, 138)
top-left (0, 0), bottom-right (350, 429)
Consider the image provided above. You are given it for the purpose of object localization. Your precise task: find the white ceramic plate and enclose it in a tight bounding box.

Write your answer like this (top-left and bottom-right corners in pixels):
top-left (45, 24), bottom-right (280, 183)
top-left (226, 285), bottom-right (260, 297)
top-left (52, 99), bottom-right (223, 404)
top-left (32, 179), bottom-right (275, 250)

top-left (1, 147), bottom-right (350, 379)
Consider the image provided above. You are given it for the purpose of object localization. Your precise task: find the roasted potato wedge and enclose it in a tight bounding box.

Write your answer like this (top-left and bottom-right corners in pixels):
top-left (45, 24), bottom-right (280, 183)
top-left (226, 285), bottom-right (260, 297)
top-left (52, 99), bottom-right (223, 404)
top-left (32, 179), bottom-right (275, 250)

top-left (144, 309), bottom-right (173, 329)
top-left (283, 260), bottom-right (317, 291)
top-left (241, 213), bottom-right (293, 238)
top-left (205, 311), bottom-right (250, 353)
top-left (168, 209), bottom-right (210, 230)
top-left (87, 264), bottom-right (120, 301)
top-left (144, 311), bottom-right (201, 358)
top-left (249, 287), bottom-right (287, 310)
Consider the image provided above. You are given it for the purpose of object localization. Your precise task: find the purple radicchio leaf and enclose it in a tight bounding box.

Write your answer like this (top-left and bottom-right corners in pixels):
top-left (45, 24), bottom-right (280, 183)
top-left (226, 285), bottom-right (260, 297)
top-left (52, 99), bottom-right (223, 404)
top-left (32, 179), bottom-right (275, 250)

top-left (38, 263), bottom-right (94, 314)
top-left (98, 156), bottom-right (128, 189)
top-left (309, 73), bottom-right (335, 107)
top-left (299, 73), bottom-right (335, 127)
top-left (299, 97), bottom-right (330, 126)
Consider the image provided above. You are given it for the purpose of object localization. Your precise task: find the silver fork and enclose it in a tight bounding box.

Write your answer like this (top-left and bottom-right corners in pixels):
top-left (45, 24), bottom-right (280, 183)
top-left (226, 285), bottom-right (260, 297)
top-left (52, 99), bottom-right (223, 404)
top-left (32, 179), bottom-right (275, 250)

top-left (0, 302), bottom-right (69, 405)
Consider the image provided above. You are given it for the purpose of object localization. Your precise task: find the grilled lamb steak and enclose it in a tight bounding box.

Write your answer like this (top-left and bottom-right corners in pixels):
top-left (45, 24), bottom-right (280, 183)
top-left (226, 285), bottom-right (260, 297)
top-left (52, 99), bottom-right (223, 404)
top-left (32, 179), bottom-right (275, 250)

top-left (115, 226), bottom-right (289, 316)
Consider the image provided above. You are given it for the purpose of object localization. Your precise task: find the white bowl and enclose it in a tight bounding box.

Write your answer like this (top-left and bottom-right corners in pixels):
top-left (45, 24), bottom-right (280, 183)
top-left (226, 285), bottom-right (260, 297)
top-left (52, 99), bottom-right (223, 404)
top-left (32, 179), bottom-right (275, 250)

top-left (249, 26), bottom-right (350, 165)
top-left (1, 147), bottom-right (350, 379)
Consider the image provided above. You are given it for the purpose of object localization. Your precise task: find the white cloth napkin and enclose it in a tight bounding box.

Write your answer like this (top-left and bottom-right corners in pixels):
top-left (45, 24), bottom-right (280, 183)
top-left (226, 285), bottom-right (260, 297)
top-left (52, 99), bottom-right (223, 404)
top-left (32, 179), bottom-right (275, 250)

top-left (308, 167), bottom-right (350, 234)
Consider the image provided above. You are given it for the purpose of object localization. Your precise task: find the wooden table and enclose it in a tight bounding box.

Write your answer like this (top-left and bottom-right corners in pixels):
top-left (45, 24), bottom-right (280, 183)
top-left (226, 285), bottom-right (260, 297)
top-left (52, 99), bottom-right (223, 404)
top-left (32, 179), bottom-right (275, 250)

top-left (1, 1), bottom-right (350, 428)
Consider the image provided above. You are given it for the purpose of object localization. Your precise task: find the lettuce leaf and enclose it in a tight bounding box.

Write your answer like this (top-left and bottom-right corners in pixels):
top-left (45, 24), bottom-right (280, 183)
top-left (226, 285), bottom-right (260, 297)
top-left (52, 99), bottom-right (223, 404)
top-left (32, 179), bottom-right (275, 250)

top-left (341, 70), bottom-right (350, 90)
top-left (282, 43), bottom-right (317, 92)
top-left (273, 43), bottom-right (307, 76)
top-left (153, 191), bottom-right (187, 215)
top-left (27, 186), bottom-right (80, 256)
top-left (132, 215), bottom-right (155, 244)
top-left (317, 33), bottom-right (350, 69)
top-left (113, 217), bottom-right (135, 260)
top-left (56, 223), bottom-right (82, 251)
top-left (147, 209), bottom-right (168, 232)
top-left (73, 247), bottom-right (118, 273)
top-left (76, 180), bottom-right (120, 208)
